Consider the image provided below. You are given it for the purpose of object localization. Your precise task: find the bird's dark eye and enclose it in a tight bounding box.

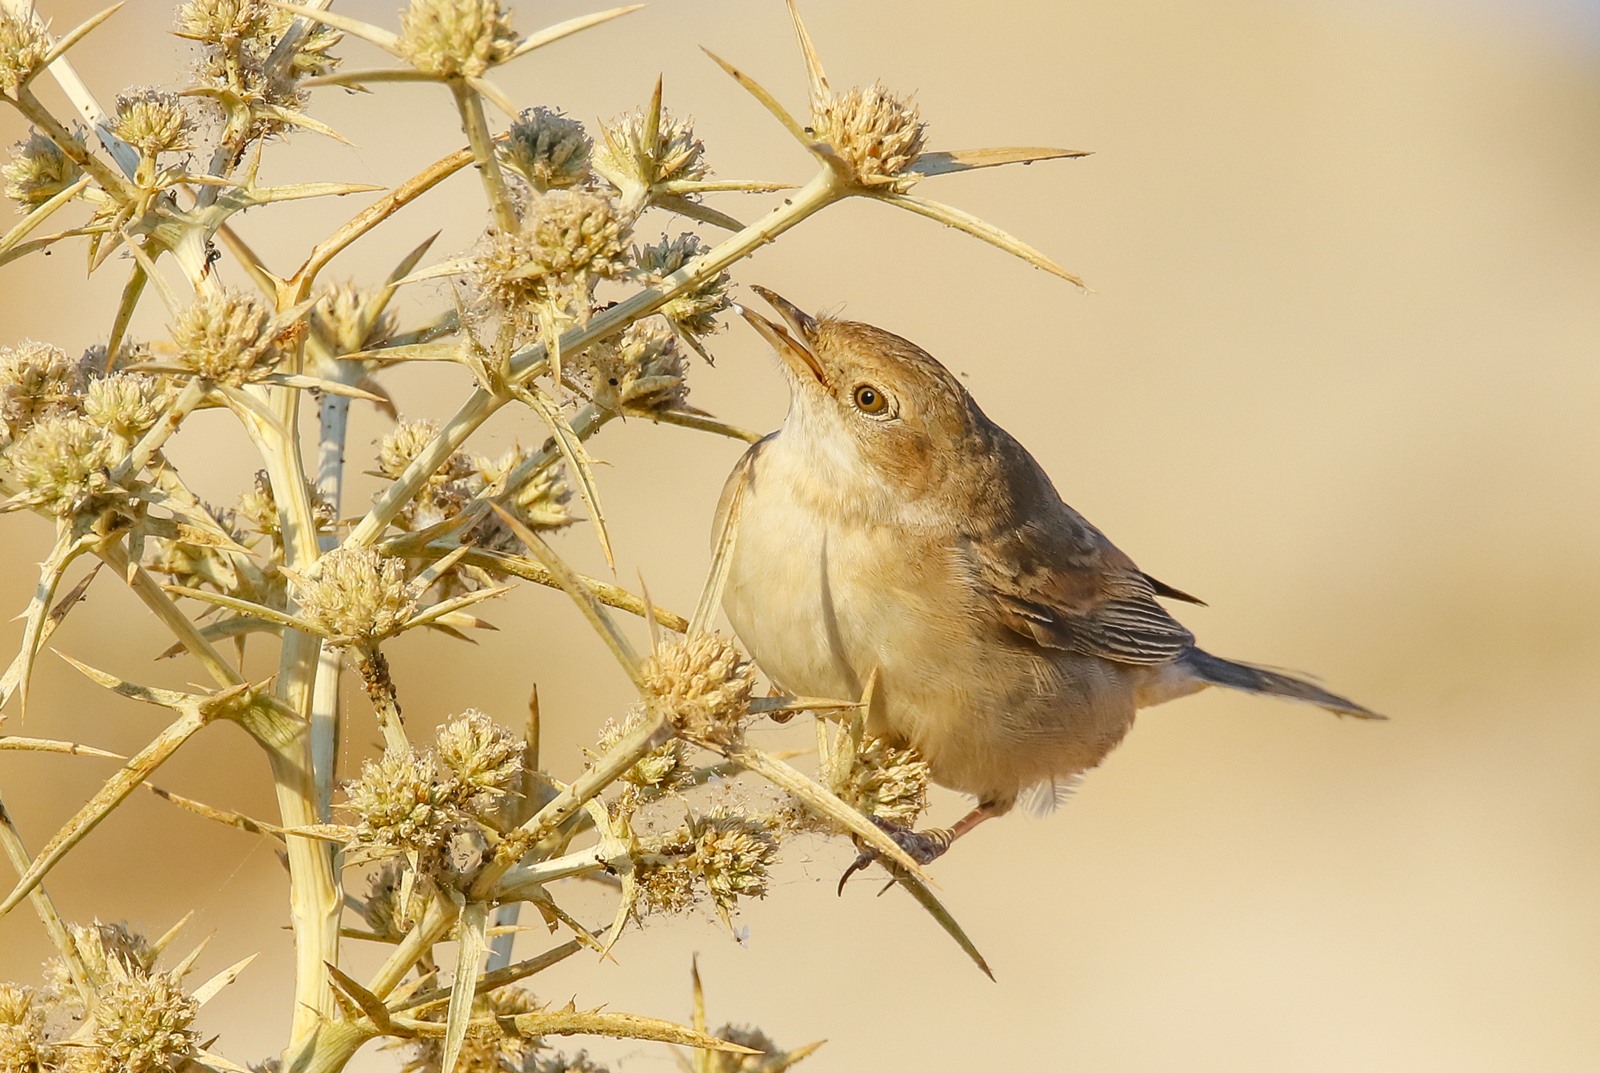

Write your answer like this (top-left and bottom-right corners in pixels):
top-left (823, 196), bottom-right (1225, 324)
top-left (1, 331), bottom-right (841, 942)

top-left (852, 384), bottom-right (888, 414)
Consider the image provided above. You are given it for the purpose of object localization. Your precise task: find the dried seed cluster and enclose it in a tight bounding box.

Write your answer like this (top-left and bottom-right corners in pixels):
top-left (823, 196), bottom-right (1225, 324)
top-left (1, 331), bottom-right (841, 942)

top-left (168, 289), bottom-right (281, 384)
top-left (343, 710), bottom-right (526, 881)
top-left (585, 318), bottom-right (689, 417)
top-left (812, 82), bottom-right (927, 191)
top-left (4, 922), bottom-right (203, 1073)
top-left (397, 0), bottom-right (517, 79)
top-left (110, 89), bottom-right (193, 158)
top-left (637, 809), bottom-right (778, 921)
top-left (501, 107), bottom-right (592, 191)
top-left (0, 343), bottom-right (167, 516)
top-left (634, 233), bottom-right (731, 339)
top-left (832, 734), bottom-right (930, 827)
top-left (177, 0), bottom-right (340, 135)
top-left (291, 545), bottom-right (420, 646)
top-left (640, 631), bottom-right (755, 745)
top-left (2, 129), bottom-right (81, 209)
top-left (593, 106), bottom-right (707, 190)
top-left (0, 9), bottom-right (49, 96)
top-left (374, 419), bottom-right (575, 581)
top-left (472, 188), bottom-right (630, 319)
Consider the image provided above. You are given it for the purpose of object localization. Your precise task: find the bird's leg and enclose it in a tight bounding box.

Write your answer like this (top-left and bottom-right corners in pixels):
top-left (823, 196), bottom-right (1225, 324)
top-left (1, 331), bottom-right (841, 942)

top-left (836, 802), bottom-right (1005, 894)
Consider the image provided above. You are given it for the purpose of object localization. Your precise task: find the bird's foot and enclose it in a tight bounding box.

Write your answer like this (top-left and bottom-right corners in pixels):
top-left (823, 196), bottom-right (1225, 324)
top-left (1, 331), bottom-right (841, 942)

top-left (836, 816), bottom-right (954, 895)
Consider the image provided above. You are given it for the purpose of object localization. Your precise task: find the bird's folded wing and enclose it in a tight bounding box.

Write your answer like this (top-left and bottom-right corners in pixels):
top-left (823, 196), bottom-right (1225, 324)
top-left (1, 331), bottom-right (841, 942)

top-left (960, 525), bottom-right (1194, 666)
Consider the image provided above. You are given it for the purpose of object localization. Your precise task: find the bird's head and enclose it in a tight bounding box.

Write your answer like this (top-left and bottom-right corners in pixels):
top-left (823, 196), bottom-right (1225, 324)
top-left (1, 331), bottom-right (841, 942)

top-left (738, 287), bottom-right (989, 502)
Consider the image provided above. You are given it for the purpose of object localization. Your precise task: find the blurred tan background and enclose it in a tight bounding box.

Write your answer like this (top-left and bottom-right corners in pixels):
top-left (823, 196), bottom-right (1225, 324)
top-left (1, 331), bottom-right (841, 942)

top-left (2, 0), bottom-right (1598, 1069)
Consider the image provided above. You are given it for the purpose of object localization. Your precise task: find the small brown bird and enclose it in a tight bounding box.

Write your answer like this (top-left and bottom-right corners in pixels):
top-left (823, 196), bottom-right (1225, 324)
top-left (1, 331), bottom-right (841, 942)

top-left (717, 288), bottom-right (1380, 879)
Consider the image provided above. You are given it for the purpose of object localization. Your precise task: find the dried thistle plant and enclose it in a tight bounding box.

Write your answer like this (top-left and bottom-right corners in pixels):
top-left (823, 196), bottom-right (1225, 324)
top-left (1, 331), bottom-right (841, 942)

top-left (0, 0), bottom-right (1087, 1067)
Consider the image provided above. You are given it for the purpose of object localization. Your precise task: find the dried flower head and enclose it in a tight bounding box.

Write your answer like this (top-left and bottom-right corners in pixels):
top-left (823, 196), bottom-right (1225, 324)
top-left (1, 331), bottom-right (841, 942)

top-left (635, 845), bottom-right (696, 917)
top-left (536, 1051), bottom-right (609, 1073)
top-left (690, 810), bottom-right (778, 918)
top-left (637, 809), bottom-right (778, 920)
top-left (359, 862), bottom-right (421, 940)
top-left (405, 988), bottom-right (540, 1073)
top-left (3, 412), bottom-right (119, 515)
top-left (83, 372), bottom-right (168, 445)
top-left (168, 289), bottom-right (279, 384)
top-left (0, 9), bottom-right (49, 96)
top-left (598, 708), bottom-right (691, 793)
top-left (90, 964), bottom-right (198, 1073)
top-left (703, 1025), bottom-right (803, 1073)
top-left (111, 90), bottom-right (193, 158)
top-left (833, 734), bottom-right (929, 827)
top-left (178, 0), bottom-right (339, 130)
top-left (437, 708), bottom-right (523, 813)
top-left (397, 0), bottom-right (517, 79)
top-left (3, 129), bottom-right (82, 210)
top-left (345, 747), bottom-right (454, 854)
top-left (311, 281), bottom-right (397, 360)
top-left (0, 983), bottom-right (48, 1073)
top-left (472, 189), bottom-right (630, 317)
top-left (376, 418), bottom-right (475, 530)
top-left (0, 341), bottom-right (82, 438)
top-left (812, 82), bottom-right (927, 191)
top-left (594, 107), bottom-right (707, 190)
top-left (291, 545), bottom-right (419, 645)
top-left (634, 234), bottom-right (730, 338)
top-left (473, 446), bottom-right (573, 534)
top-left (502, 107), bottom-right (592, 191)
top-left (640, 632), bottom-right (754, 745)
top-left (587, 318), bottom-right (687, 416)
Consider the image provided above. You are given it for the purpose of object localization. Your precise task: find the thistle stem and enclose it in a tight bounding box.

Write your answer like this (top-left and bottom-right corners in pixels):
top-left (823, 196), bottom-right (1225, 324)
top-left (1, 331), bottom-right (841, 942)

top-left (450, 80), bottom-right (519, 234)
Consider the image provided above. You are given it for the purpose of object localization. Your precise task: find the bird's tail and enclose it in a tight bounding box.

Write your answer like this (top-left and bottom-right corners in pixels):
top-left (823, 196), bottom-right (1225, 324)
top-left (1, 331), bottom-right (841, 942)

top-left (1182, 648), bottom-right (1384, 719)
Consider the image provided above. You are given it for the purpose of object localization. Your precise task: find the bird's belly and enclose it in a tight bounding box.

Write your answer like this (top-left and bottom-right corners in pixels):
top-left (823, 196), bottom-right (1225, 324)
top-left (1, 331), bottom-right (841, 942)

top-left (722, 478), bottom-right (1136, 806)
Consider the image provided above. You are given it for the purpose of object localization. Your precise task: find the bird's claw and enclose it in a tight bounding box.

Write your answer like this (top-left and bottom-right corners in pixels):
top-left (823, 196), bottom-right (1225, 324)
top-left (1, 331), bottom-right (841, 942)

top-left (836, 816), bottom-right (953, 895)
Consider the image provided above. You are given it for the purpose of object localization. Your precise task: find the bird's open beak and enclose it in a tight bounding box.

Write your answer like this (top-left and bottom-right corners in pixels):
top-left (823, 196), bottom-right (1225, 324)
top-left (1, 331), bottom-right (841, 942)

top-left (737, 286), bottom-right (827, 386)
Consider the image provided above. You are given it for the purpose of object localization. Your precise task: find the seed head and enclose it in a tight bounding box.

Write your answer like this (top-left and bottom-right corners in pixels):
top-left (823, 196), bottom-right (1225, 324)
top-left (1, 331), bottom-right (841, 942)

top-left (473, 446), bottom-right (573, 534)
top-left (472, 189), bottom-right (630, 317)
top-left (689, 810), bottom-right (778, 918)
top-left (437, 708), bottom-right (523, 813)
top-left (407, 988), bottom-right (541, 1073)
top-left (397, 0), bottom-right (516, 79)
top-left (111, 90), bottom-right (193, 158)
top-left (237, 470), bottom-right (334, 539)
top-left (291, 546), bottom-right (419, 645)
top-left (0, 983), bottom-right (47, 1073)
top-left (536, 1051), bottom-right (609, 1073)
top-left (90, 965), bottom-right (198, 1073)
top-left (812, 82), bottom-right (927, 191)
top-left (345, 747), bottom-right (454, 853)
top-left (594, 107), bottom-right (707, 189)
top-left (84, 373), bottom-right (168, 446)
top-left (587, 318), bottom-right (687, 417)
top-left (3, 413), bottom-right (118, 515)
top-left (640, 632), bottom-right (754, 745)
top-left (834, 734), bottom-right (929, 827)
top-left (312, 282), bottom-right (396, 358)
top-left (0, 341), bottom-right (82, 438)
top-left (168, 289), bottom-right (279, 384)
top-left (0, 10), bottom-right (49, 96)
top-left (502, 107), bottom-right (592, 191)
top-left (634, 234), bottom-right (730, 338)
top-left (635, 847), bottom-right (696, 917)
top-left (704, 1025), bottom-right (797, 1073)
top-left (3, 130), bottom-right (82, 210)
top-left (359, 862), bottom-right (421, 940)
top-left (376, 418), bottom-right (474, 530)
top-left (597, 708), bottom-right (691, 792)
